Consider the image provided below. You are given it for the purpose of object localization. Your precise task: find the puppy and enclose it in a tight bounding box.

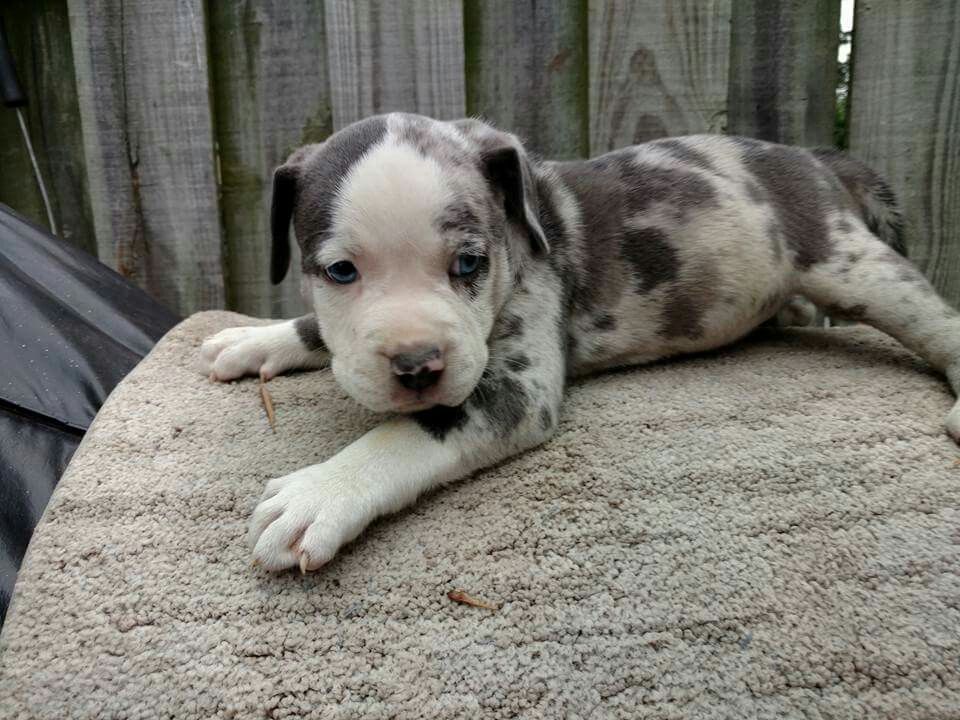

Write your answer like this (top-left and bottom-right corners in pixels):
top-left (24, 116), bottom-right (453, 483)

top-left (198, 113), bottom-right (960, 572)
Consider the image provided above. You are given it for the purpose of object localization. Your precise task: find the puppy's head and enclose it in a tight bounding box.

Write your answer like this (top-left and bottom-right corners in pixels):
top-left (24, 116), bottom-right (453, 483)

top-left (271, 113), bottom-right (549, 413)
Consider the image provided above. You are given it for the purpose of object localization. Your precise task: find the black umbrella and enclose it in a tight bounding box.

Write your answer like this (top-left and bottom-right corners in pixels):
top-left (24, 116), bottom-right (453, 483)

top-left (0, 204), bottom-right (179, 626)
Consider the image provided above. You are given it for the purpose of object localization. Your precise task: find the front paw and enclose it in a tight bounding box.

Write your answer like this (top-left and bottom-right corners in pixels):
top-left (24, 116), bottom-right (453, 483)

top-left (198, 325), bottom-right (286, 382)
top-left (248, 467), bottom-right (368, 572)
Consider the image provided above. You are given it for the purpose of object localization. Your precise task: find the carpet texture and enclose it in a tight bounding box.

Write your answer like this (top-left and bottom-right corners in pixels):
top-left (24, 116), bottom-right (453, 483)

top-left (1, 311), bottom-right (959, 719)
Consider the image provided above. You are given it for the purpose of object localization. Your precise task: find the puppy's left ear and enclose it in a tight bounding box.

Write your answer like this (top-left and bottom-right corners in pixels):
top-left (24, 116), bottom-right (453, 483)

top-left (481, 145), bottom-right (550, 255)
top-left (270, 163), bottom-right (298, 285)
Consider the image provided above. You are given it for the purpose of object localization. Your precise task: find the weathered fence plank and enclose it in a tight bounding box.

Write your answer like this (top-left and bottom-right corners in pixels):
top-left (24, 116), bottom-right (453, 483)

top-left (727, 0), bottom-right (841, 146)
top-left (849, 1), bottom-right (960, 305)
top-left (0, 0), bottom-right (94, 253)
top-left (208, 2), bottom-right (332, 318)
top-left (464, 0), bottom-right (588, 160)
top-left (324, 0), bottom-right (465, 130)
top-left (588, 0), bottom-right (731, 154)
top-left (67, 0), bottom-right (223, 315)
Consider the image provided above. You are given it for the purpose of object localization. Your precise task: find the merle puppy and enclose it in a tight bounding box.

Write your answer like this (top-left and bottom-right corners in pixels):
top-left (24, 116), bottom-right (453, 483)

top-left (198, 113), bottom-right (960, 573)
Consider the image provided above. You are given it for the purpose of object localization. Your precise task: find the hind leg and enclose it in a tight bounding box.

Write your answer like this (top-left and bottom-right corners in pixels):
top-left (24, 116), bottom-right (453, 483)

top-left (795, 221), bottom-right (960, 441)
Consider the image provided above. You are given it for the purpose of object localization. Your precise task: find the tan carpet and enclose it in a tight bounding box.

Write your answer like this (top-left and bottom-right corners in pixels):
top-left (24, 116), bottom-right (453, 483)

top-left (1, 311), bottom-right (959, 719)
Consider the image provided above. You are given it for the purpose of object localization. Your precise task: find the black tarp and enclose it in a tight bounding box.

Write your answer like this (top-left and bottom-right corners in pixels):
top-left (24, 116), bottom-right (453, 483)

top-left (0, 203), bottom-right (179, 625)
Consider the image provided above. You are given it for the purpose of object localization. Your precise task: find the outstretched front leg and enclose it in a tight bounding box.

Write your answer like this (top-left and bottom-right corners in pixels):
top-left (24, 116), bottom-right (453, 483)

top-left (248, 275), bottom-right (567, 571)
top-left (198, 314), bottom-right (328, 381)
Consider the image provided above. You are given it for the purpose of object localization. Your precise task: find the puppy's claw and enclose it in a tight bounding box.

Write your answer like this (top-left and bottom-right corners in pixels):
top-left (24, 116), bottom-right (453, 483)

top-left (299, 552), bottom-right (310, 575)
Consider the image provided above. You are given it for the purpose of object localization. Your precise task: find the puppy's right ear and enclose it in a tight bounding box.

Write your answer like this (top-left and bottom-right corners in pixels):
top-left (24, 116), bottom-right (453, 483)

top-left (270, 164), bottom-right (298, 285)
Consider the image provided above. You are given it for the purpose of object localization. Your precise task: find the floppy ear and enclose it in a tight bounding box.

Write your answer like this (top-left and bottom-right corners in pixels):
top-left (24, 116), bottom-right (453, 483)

top-left (481, 145), bottom-right (550, 255)
top-left (270, 164), bottom-right (298, 285)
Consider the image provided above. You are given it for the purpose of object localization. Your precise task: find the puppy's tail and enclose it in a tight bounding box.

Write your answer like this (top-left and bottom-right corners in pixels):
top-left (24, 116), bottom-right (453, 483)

top-left (811, 147), bottom-right (905, 255)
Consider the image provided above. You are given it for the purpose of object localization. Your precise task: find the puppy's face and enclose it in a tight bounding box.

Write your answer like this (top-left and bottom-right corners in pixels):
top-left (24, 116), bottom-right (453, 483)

top-left (271, 114), bottom-right (547, 413)
top-left (312, 139), bottom-right (504, 413)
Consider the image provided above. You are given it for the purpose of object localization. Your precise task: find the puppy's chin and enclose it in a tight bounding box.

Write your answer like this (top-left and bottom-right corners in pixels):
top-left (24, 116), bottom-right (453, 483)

top-left (339, 376), bottom-right (479, 415)
top-left (345, 391), bottom-right (464, 415)
top-left (387, 382), bottom-right (475, 414)
top-left (392, 384), bottom-right (473, 414)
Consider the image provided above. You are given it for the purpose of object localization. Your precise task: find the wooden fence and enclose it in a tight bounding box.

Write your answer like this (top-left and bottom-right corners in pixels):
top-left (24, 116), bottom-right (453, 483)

top-left (1, 1), bottom-right (957, 317)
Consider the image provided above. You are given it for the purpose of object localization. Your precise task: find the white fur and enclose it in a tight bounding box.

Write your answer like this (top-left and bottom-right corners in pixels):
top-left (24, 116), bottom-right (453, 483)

top-left (198, 320), bottom-right (326, 381)
top-left (249, 418), bottom-right (461, 571)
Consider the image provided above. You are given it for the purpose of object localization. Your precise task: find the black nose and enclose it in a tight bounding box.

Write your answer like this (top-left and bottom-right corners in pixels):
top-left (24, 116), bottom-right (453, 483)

top-left (390, 346), bottom-right (444, 391)
top-left (396, 367), bottom-right (443, 391)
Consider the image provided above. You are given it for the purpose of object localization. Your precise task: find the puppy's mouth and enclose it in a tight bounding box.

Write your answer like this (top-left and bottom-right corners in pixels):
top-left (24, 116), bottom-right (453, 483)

top-left (389, 377), bottom-right (475, 414)
top-left (391, 386), bottom-right (447, 413)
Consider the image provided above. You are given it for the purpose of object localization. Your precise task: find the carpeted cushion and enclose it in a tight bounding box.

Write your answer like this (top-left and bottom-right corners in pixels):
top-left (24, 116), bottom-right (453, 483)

top-left (1, 311), bottom-right (958, 719)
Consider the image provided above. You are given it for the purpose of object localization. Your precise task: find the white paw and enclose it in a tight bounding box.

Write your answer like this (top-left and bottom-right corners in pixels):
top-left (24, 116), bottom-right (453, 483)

top-left (197, 322), bottom-right (320, 382)
top-left (248, 466), bottom-right (369, 572)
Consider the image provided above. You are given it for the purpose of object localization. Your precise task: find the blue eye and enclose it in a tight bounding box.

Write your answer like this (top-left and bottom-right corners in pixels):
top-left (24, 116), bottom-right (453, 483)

top-left (325, 261), bottom-right (358, 284)
top-left (450, 253), bottom-right (483, 277)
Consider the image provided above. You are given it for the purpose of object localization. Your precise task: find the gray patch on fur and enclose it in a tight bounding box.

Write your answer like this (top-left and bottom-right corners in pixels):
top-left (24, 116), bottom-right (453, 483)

top-left (660, 296), bottom-right (703, 339)
top-left (291, 116), bottom-right (389, 273)
top-left (593, 313), bottom-right (617, 331)
top-left (294, 315), bottom-right (326, 352)
top-left (811, 147), bottom-right (905, 253)
top-left (437, 203), bottom-right (483, 236)
top-left (620, 226), bottom-right (679, 294)
top-left (550, 161), bottom-right (630, 312)
top-left (737, 141), bottom-right (833, 270)
top-left (552, 149), bottom-right (718, 313)
top-left (494, 313), bottom-right (524, 341)
top-left (659, 263), bottom-right (719, 340)
top-left (504, 354), bottom-right (531, 372)
top-left (618, 160), bottom-right (720, 222)
top-left (395, 113), bottom-right (471, 166)
top-left (469, 367), bottom-right (528, 436)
